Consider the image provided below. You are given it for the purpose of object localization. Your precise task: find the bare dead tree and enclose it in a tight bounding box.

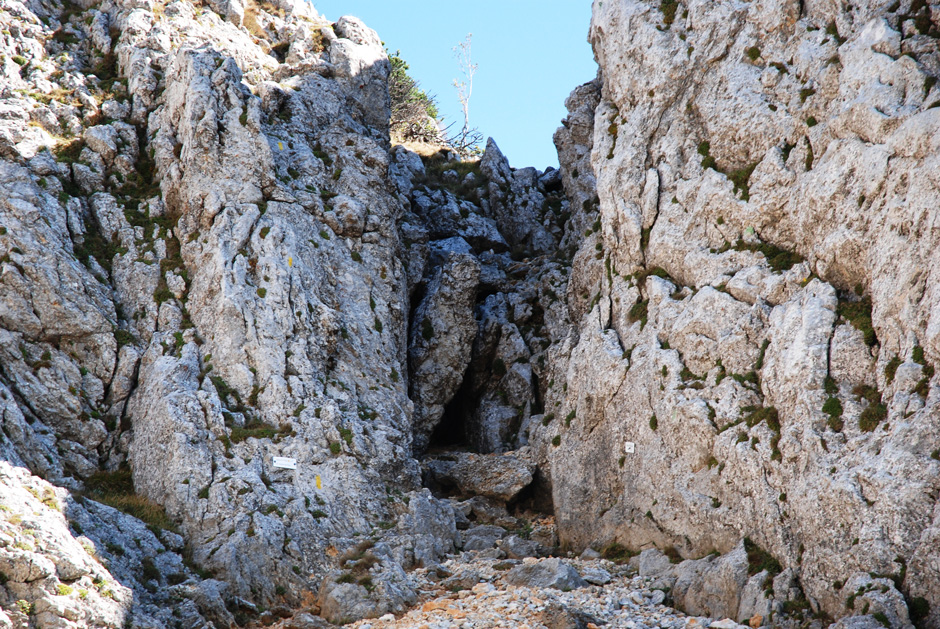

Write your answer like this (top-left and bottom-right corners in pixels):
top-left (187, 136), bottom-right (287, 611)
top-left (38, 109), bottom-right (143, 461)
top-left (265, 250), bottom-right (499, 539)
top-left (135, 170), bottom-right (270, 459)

top-left (449, 34), bottom-right (482, 156)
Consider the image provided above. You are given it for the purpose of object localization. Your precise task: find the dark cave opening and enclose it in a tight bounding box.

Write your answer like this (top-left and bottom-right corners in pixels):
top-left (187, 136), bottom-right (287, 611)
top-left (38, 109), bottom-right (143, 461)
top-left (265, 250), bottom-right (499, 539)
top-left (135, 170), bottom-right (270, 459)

top-left (425, 366), bottom-right (474, 452)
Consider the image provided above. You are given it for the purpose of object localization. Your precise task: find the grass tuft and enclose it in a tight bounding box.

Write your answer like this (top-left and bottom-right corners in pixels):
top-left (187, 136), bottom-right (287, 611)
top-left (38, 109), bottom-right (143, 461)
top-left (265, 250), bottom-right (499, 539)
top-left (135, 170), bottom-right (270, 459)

top-left (84, 470), bottom-right (176, 531)
top-left (744, 537), bottom-right (782, 577)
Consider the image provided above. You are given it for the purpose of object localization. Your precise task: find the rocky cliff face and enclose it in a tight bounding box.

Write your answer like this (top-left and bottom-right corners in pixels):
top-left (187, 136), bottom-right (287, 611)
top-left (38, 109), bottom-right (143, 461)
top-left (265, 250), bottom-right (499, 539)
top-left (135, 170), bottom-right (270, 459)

top-left (536, 0), bottom-right (940, 627)
top-left (0, 0), bottom-right (434, 621)
top-left (0, 0), bottom-right (568, 622)
top-left (0, 0), bottom-right (938, 626)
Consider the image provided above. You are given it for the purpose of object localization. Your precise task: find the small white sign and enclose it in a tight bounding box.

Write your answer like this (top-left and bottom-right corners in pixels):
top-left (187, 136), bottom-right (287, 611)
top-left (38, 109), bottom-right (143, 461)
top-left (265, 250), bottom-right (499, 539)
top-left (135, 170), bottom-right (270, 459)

top-left (273, 457), bottom-right (297, 470)
top-left (624, 442), bottom-right (635, 454)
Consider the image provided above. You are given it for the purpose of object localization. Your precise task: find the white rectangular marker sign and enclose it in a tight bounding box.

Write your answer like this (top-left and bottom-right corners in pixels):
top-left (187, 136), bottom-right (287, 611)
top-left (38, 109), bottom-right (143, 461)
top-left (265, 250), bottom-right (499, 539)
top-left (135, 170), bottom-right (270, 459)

top-left (273, 457), bottom-right (297, 470)
top-left (624, 442), bottom-right (635, 454)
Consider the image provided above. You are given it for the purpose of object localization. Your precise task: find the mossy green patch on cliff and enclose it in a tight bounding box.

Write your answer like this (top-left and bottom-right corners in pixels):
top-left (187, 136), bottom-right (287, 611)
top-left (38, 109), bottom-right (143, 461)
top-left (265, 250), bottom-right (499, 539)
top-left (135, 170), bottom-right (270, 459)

top-left (72, 214), bottom-right (123, 277)
top-left (909, 596), bottom-right (931, 628)
top-left (744, 537), bottom-right (782, 577)
top-left (825, 21), bottom-right (847, 44)
top-left (912, 345), bottom-right (935, 397)
top-left (837, 297), bottom-right (876, 347)
top-left (229, 419), bottom-right (286, 443)
top-left (420, 152), bottom-right (485, 197)
top-left (698, 141), bottom-right (716, 171)
top-left (733, 238), bottom-right (804, 273)
top-left (53, 138), bottom-right (84, 164)
top-left (659, 0), bottom-right (678, 26)
top-left (743, 406), bottom-right (779, 432)
top-left (635, 266), bottom-right (673, 285)
top-left (697, 142), bottom-right (759, 200)
top-left (84, 469), bottom-right (176, 532)
top-left (884, 356), bottom-right (902, 384)
top-left (854, 385), bottom-right (887, 432)
top-left (664, 546), bottom-right (683, 563)
top-left (628, 299), bottom-right (649, 329)
top-left (211, 375), bottom-right (243, 408)
top-left (822, 396), bottom-right (844, 432)
top-left (742, 405), bottom-right (782, 459)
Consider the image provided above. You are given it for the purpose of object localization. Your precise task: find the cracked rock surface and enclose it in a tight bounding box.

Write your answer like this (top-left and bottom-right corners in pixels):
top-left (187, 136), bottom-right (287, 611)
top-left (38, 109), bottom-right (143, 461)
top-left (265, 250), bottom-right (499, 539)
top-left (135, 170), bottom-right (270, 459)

top-left (532, 1), bottom-right (940, 627)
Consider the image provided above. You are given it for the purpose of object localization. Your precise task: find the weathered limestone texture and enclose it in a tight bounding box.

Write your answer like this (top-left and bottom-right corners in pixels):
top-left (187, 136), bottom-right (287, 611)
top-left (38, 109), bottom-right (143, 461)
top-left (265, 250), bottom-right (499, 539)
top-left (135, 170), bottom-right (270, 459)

top-left (534, 1), bottom-right (940, 626)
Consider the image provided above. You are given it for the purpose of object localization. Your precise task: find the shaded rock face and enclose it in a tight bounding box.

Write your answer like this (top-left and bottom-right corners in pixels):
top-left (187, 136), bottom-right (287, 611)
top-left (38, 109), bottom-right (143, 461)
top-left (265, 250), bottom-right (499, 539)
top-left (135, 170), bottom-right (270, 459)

top-left (392, 138), bottom-right (572, 456)
top-left (532, 0), bottom-right (940, 626)
top-left (408, 247), bottom-right (480, 453)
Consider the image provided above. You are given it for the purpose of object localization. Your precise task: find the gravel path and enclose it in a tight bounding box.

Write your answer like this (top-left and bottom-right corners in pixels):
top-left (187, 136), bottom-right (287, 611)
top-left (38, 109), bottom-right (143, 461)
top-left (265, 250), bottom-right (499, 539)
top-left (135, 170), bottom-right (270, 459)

top-left (340, 556), bottom-right (732, 629)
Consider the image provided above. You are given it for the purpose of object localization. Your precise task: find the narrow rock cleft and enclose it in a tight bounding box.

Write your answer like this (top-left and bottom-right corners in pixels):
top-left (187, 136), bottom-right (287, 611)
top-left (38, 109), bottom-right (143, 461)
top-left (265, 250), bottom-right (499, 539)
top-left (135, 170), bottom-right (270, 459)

top-left (0, 0), bottom-right (939, 627)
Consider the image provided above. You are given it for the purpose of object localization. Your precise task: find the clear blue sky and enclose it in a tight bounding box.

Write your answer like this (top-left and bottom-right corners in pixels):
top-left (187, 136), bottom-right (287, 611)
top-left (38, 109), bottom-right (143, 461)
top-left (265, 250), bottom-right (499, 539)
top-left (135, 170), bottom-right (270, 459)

top-left (312, 1), bottom-right (597, 169)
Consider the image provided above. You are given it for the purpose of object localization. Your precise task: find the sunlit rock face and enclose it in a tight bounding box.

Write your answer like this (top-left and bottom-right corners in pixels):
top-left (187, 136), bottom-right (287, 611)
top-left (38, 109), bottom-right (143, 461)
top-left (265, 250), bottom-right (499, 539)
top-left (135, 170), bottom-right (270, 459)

top-left (534, 0), bottom-right (940, 625)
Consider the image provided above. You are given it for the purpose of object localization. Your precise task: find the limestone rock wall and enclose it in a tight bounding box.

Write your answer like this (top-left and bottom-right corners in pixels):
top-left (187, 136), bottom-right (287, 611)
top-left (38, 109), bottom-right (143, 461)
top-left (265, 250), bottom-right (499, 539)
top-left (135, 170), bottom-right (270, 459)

top-left (0, 0), bottom-right (569, 620)
top-left (0, 0), bottom-right (429, 618)
top-left (537, 0), bottom-right (940, 626)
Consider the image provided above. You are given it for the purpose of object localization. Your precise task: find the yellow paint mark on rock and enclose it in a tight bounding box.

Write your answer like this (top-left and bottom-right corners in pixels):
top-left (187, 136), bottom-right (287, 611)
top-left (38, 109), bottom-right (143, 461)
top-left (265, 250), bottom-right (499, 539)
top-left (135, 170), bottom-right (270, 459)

top-left (288, 256), bottom-right (293, 267)
top-left (277, 141), bottom-right (284, 151)
top-left (315, 475), bottom-right (321, 489)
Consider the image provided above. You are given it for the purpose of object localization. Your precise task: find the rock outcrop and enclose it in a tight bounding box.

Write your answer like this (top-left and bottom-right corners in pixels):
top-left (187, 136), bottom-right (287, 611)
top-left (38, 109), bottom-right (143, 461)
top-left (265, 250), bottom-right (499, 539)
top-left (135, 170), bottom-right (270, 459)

top-left (0, 0), bottom-right (564, 619)
top-left (0, 0), bottom-right (437, 619)
top-left (534, 1), bottom-right (940, 627)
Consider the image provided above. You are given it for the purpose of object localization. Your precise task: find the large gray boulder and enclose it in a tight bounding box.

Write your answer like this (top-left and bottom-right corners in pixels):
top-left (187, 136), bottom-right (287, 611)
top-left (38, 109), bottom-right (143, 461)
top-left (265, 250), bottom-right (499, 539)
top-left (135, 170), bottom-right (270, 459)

top-left (393, 489), bottom-right (458, 568)
top-left (672, 542), bottom-right (750, 621)
top-left (425, 451), bottom-right (535, 501)
top-left (499, 534), bottom-right (543, 559)
top-left (505, 558), bottom-right (588, 591)
top-left (461, 524), bottom-right (507, 551)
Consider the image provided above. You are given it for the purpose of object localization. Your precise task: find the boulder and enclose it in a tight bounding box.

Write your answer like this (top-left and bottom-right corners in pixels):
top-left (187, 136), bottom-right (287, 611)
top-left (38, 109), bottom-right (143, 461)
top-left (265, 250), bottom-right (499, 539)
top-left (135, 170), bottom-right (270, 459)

top-left (440, 568), bottom-right (481, 592)
top-left (499, 535), bottom-right (543, 559)
top-left (538, 602), bottom-right (602, 629)
top-left (426, 451), bottom-right (535, 502)
top-left (461, 524), bottom-right (506, 552)
top-left (505, 558), bottom-right (587, 591)
top-left (672, 543), bottom-right (750, 620)
top-left (581, 565), bottom-right (611, 585)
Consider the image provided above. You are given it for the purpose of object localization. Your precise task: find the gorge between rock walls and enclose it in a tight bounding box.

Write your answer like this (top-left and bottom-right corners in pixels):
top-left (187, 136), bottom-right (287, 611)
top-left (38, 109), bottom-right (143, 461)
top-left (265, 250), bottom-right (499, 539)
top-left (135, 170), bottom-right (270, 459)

top-left (0, 0), bottom-right (938, 627)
